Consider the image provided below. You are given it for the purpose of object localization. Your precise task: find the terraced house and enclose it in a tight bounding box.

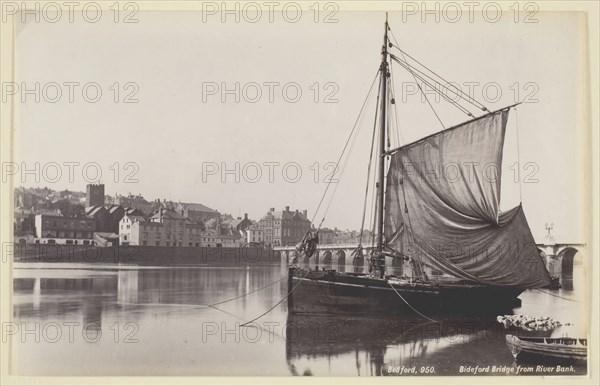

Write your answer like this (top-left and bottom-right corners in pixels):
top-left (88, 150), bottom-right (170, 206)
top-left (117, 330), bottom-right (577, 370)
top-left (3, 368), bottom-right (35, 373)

top-left (119, 208), bottom-right (204, 247)
top-left (34, 214), bottom-right (96, 245)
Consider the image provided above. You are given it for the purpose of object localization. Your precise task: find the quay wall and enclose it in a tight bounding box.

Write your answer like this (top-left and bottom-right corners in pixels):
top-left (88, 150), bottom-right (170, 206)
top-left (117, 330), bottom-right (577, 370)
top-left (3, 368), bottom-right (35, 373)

top-left (13, 244), bottom-right (281, 266)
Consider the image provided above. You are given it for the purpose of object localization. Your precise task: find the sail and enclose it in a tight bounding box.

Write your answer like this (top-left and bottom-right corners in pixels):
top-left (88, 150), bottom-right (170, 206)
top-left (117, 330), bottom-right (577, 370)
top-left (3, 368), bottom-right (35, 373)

top-left (384, 109), bottom-right (552, 288)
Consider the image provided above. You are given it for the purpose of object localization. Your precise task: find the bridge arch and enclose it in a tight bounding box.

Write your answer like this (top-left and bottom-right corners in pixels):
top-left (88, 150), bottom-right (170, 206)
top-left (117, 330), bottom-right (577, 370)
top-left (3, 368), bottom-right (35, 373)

top-left (557, 247), bottom-right (580, 277)
top-left (322, 250), bottom-right (332, 269)
top-left (352, 249), bottom-right (365, 273)
top-left (336, 250), bottom-right (346, 272)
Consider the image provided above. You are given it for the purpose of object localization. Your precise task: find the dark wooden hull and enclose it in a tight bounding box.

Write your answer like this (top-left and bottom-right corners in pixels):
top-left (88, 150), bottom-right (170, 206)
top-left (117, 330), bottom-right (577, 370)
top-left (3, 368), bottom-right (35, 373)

top-left (506, 335), bottom-right (587, 363)
top-left (288, 267), bottom-right (523, 315)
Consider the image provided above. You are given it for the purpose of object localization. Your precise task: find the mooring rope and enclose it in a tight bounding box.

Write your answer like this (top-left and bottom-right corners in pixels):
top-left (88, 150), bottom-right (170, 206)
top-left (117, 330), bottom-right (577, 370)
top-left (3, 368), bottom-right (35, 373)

top-left (209, 275), bottom-right (288, 307)
top-left (388, 282), bottom-right (438, 322)
top-left (536, 288), bottom-right (580, 303)
top-left (240, 271), bottom-right (309, 327)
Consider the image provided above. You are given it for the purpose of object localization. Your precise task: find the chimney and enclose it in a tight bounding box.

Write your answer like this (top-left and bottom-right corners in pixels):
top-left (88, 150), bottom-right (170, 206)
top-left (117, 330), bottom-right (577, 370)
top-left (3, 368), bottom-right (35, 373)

top-left (244, 213), bottom-right (248, 220)
top-left (269, 207), bottom-right (275, 212)
top-left (285, 206), bottom-right (290, 212)
top-left (303, 210), bottom-right (307, 218)
top-left (295, 209), bottom-right (298, 214)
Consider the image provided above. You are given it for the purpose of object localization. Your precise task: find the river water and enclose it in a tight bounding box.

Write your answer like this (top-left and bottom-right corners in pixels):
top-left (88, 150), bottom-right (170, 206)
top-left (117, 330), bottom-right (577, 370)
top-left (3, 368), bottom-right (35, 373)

top-left (11, 261), bottom-right (587, 376)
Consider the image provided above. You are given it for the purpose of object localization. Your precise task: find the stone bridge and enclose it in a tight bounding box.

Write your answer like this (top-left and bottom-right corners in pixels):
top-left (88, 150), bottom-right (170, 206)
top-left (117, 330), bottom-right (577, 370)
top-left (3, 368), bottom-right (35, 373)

top-left (274, 239), bottom-right (586, 281)
top-left (537, 240), bottom-right (586, 279)
top-left (273, 243), bottom-right (376, 274)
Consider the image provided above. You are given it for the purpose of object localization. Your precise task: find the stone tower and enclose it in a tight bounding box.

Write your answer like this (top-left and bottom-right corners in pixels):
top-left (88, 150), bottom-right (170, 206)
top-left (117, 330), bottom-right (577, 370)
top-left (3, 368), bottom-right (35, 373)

top-left (86, 183), bottom-right (105, 207)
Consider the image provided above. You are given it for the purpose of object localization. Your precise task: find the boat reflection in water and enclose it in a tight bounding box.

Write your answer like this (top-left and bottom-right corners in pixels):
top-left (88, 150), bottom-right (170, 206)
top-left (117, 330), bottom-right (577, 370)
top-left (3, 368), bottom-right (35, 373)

top-left (283, 313), bottom-right (565, 376)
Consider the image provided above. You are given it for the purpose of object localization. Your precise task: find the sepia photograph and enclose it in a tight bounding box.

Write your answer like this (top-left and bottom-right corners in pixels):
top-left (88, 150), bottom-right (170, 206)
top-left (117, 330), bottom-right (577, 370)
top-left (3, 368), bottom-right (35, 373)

top-left (0, 1), bottom-right (598, 384)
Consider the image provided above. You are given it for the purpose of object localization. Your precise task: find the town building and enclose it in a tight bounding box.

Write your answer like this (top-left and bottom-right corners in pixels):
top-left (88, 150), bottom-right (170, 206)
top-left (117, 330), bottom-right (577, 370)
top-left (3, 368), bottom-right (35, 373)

top-left (34, 214), bottom-right (96, 245)
top-left (85, 205), bottom-right (111, 232)
top-left (200, 229), bottom-right (239, 248)
top-left (106, 204), bottom-right (126, 233)
top-left (109, 193), bottom-right (154, 215)
top-left (222, 213), bottom-right (253, 238)
top-left (119, 209), bottom-right (204, 247)
top-left (230, 213), bottom-right (253, 232)
top-left (85, 203), bottom-right (128, 234)
top-left (60, 189), bottom-right (86, 205)
top-left (319, 228), bottom-right (337, 245)
top-left (15, 207), bottom-right (61, 236)
top-left (175, 202), bottom-right (220, 224)
top-left (246, 226), bottom-right (264, 245)
top-left (258, 206), bottom-right (311, 247)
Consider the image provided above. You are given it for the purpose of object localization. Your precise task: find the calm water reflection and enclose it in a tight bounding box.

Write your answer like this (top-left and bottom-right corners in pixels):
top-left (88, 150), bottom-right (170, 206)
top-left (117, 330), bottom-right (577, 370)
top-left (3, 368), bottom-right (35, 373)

top-left (12, 262), bottom-right (586, 376)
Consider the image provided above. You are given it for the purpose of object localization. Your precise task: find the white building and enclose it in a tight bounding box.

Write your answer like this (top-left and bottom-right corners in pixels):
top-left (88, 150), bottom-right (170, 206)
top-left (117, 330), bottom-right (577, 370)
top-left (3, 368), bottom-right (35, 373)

top-left (201, 229), bottom-right (240, 248)
top-left (34, 214), bottom-right (96, 245)
top-left (118, 209), bottom-right (241, 247)
top-left (246, 226), bottom-right (264, 245)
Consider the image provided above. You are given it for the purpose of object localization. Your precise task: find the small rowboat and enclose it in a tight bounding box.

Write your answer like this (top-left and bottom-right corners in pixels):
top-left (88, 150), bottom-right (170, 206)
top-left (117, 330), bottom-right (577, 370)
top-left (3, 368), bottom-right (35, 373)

top-left (506, 335), bottom-right (587, 362)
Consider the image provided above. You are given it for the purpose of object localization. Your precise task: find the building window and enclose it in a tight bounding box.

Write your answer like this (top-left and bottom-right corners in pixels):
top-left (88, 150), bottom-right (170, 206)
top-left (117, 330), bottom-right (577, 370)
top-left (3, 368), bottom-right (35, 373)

top-left (156, 241), bottom-right (160, 246)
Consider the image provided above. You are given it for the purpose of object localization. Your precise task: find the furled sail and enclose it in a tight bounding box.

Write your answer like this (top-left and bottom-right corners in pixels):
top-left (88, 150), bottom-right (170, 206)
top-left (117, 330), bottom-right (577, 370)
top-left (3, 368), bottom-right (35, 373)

top-left (384, 109), bottom-right (552, 288)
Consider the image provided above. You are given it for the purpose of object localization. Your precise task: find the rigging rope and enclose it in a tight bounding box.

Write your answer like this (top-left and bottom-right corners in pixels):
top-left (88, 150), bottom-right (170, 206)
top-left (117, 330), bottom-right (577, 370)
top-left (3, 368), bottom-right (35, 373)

top-left (515, 106), bottom-right (523, 203)
top-left (311, 69), bottom-right (380, 227)
top-left (388, 27), bottom-right (488, 113)
top-left (359, 72), bottom-right (382, 245)
top-left (310, 69), bottom-right (379, 229)
top-left (392, 51), bottom-right (445, 129)
top-left (388, 282), bottom-right (438, 322)
top-left (391, 55), bottom-right (475, 117)
top-left (388, 62), bottom-right (405, 146)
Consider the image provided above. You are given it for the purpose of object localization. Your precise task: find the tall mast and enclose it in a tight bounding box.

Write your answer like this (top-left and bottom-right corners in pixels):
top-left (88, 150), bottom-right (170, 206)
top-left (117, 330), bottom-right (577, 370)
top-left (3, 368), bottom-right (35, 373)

top-left (375, 13), bottom-right (389, 275)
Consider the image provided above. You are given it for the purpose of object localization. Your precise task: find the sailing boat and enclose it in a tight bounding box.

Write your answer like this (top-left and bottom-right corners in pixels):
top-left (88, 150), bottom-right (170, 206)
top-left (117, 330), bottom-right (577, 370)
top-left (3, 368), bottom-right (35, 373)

top-left (287, 14), bottom-right (558, 315)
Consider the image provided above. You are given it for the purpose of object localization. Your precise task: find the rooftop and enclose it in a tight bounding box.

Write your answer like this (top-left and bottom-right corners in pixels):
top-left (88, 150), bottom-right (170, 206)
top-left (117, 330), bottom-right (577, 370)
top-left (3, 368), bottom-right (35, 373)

top-left (180, 202), bottom-right (218, 213)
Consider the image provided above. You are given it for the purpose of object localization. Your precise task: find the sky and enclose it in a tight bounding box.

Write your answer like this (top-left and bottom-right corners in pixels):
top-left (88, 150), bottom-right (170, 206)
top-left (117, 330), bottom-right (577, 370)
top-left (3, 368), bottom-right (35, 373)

top-left (13, 8), bottom-right (589, 242)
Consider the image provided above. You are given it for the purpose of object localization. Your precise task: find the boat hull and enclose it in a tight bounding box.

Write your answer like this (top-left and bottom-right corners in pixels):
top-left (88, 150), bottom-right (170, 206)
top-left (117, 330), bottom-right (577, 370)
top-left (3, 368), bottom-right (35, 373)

top-left (288, 268), bottom-right (523, 315)
top-left (506, 335), bottom-right (587, 363)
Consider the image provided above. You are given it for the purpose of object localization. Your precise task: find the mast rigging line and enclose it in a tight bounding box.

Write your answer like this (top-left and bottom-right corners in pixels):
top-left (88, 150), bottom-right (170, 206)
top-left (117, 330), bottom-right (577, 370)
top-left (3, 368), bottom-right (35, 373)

top-left (359, 74), bottom-right (382, 246)
top-left (388, 62), bottom-right (405, 147)
top-left (514, 106), bottom-right (523, 203)
top-left (390, 51), bottom-right (446, 130)
top-left (390, 54), bottom-right (476, 118)
top-left (310, 69), bottom-right (381, 227)
top-left (387, 27), bottom-right (489, 113)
